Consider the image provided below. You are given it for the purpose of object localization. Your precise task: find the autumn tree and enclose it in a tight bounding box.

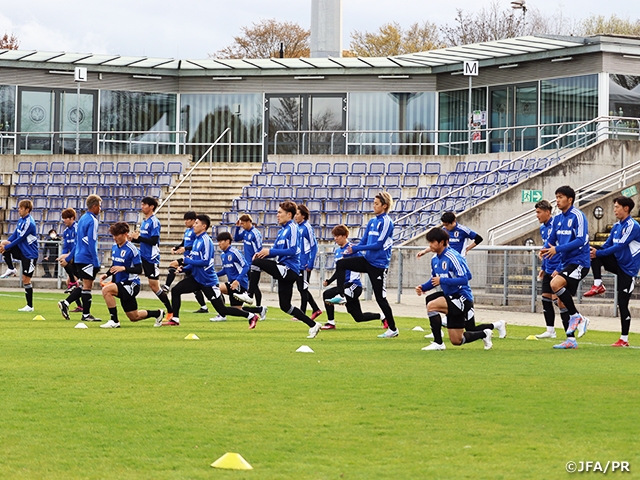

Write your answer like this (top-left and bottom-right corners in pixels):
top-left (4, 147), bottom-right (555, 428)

top-left (212, 19), bottom-right (309, 59)
top-left (578, 14), bottom-right (640, 36)
top-left (350, 21), bottom-right (444, 56)
top-left (0, 32), bottom-right (20, 50)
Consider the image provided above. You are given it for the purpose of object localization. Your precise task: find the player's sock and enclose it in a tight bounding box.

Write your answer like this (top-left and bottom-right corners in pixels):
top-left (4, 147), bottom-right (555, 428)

top-left (542, 296), bottom-right (555, 327)
top-left (254, 289), bottom-right (262, 307)
top-left (621, 316), bottom-right (631, 337)
top-left (156, 290), bottom-right (173, 313)
top-left (66, 286), bottom-right (82, 305)
top-left (560, 308), bottom-right (570, 332)
top-left (25, 284), bottom-right (33, 307)
top-left (555, 287), bottom-right (577, 316)
top-left (428, 312), bottom-right (443, 344)
top-left (462, 330), bottom-right (486, 344)
top-left (109, 307), bottom-right (119, 323)
top-left (165, 267), bottom-right (176, 288)
top-left (621, 334), bottom-right (629, 342)
top-left (81, 290), bottom-right (92, 315)
top-left (594, 279), bottom-right (602, 287)
top-left (146, 309), bottom-right (161, 319)
top-left (194, 290), bottom-right (206, 308)
top-left (242, 306), bottom-right (262, 314)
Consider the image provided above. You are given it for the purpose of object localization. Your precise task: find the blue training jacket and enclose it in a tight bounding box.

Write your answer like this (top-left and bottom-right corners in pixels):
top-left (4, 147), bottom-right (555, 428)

top-left (110, 241), bottom-right (142, 285)
top-left (421, 246), bottom-right (474, 302)
top-left (445, 223), bottom-right (478, 255)
top-left (298, 220), bottom-right (318, 270)
top-left (74, 211), bottom-right (100, 267)
top-left (267, 220), bottom-right (301, 273)
top-left (540, 217), bottom-right (562, 274)
top-left (6, 214), bottom-right (38, 259)
top-left (217, 245), bottom-right (250, 290)
top-left (183, 232), bottom-right (219, 287)
top-left (351, 213), bottom-right (394, 269)
top-left (234, 225), bottom-right (263, 263)
top-left (596, 215), bottom-right (640, 277)
top-left (62, 222), bottom-right (77, 256)
top-left (546, 206), bottom-right (590, 269)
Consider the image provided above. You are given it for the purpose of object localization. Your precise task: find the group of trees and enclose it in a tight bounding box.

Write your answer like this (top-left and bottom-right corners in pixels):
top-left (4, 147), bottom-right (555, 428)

top-left (0, 32), bottom-right (19, 50)
top-left (211, 3), bottom-right (640, 59)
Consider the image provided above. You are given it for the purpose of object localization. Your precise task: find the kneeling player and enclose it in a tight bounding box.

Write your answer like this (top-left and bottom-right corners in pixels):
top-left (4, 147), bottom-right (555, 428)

top-left (416, 227), bottom-right (493, 351)
top-left (99, 222), bottom-right (165, 328)
top-left (321, 225), bottom-right (384, 329)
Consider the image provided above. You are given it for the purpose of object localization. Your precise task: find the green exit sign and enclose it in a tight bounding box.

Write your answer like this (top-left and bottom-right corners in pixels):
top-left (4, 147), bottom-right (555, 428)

top-left (522, 189), bottom-right (543, 203)
top-left (621, 185), bottom-right (637, 198)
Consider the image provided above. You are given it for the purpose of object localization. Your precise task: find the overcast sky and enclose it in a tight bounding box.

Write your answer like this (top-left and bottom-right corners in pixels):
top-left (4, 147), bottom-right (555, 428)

top-left (1, 1), bottom-right (637, 60)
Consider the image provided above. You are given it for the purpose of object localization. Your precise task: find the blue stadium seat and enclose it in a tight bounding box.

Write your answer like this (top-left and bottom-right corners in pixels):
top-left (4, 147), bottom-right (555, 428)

top-left (112, 186), bottom-right (129, 197)
top-left (33, 197), bottom-right (48, 210)
top-left (100, 161), bottom-right (115, 174)
top-left (383, 176), bottom-right (401, 188)
top-left (369, 163), bottom-right (385, 175)
top-left (129, 186), bottom-right (145, 198)
top-left (252, 174), bottom-right (268, 186)
top-left (137, 173), bottom-right (155, 184)
top-left (14, 185), bottom-right (29, 197)
top-left (16, 161), bottom-right (32, 173)
top-left (467, 161), bottom-right (478, 173)
top-left (313, 187), bottom-right (330, 199)
top-left (83, 161), bottom-right (98, 173)
top-left (345, 176), bottom-right (361, 187)
top-left (278, 162), bottom-right (295, 174)
top-left (132, 162), bottom-right (148, 174)
top-left (33, 173), bottom-right (49, 184)
top-left (405, 163), bottom-right (422, 176)
top-left (324, 200), bottom-right (341, 212)
top-left (120, 173), bottom-right (136, 185)
top-left (306, 199), bottom-right (323, 212)
top-left (103, 210), bottom-right (120, 223)
top-left (332, 162), bottom-right (349, 175)
top-left (385, 187), bottom-right (402, 200)
top-left (250, 199), bottom-right (267, 211)
top-left (454, 161), bottom-right (466, 173)
top-left (101, 173), bottom-right (118, 185)
top-left (34, 162), bottom-right (49, 173)
top-left (265, 226), bottom-right (279, 241)
top-left (424, 163), bottom-right (441, 175)
top-left (270, 175), bottom-right (287, 187)
top-left (345, 213), bottom-right (363, 226)
top-left (241, 186), bottom-right (259, 198)
top-left (363, 176), bottom-right (380, 188)
top-left (50, 173), bottom-right (66, 184)
top-left (259, 186), bottom-right (276, 198)
top-left (146, 186), bottom-right (162, 198)
top-left (454, 173), bottom-right (468, 186)
top-left (149, 162), bottom-right (165, 174)
top-left (435, 174), bottom-right (447, 185)
top-left (387, 163), bottom-right (404, 175)
top-left (477, 160), bottom-right (489, 172)
top-left (15, 173), bottom-right (31, 185)
top-left (50, 162), bottom-right (65, 173)
top-left (314, 163), bottom-right (331, 175)
top-left (96, 186), bottom-right (111, 197)
top-left (295, 187), bottom-right (312, 200)
top-left (326, 175), bottom-right (342, 187)
top-left (261, 162), bottom-right (277, 174)
top-left (307, 175), bottom-right (324, 187)
top-left (86, 173), bottom-right (101, 185)
top-left (289, 175), bottom-right (305, 187)
top-left (116, 162), bottom-right (131, 174)
top-left (263, 213), bottom-right (278, 225)
top-left (366, 188), bottom-right (380, 198)
top-left (325, 213), bottom-right (342, 226)
top-left (49, 198), bottom-right (65, 210)
top-left (166, 162), bottom-right (182, 175)
top-left (402, 176), bottom-right (419, 188)
top-left (330, 187), bottom-right (346, 199)
top-left (117, 198), bottom-right (135, 210)
top-left (278, 187), bottom-right (294, 198)
top-left (232, 198), bottom-right (249, 211)
top-left (350, 163), bottom-right (367, 175)
top-left (348, 187), bottom-right (365, 200)
top-left (8, 209), bottom-right (21, 221)
top-left (46, 185), bottom-right (63, 197)
top-left (77, 185), bottom-right (92, 198)
top-left (343, 200), bottom-right (361, 212)
top-left (488, 160), bottom-right (500, 171)
top-left (156, 174), bottom-right (172, 186)
top-left (296, 162), bottom-right (313, 174)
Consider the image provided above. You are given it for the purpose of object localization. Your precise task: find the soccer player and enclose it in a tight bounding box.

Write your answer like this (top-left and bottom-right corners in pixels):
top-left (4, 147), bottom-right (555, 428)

top-left (0, 199), bottom-right (38, 311)
top-left (534, 200), bottom-right (568, 339)
top-left (162, 211), bottom-right (208, 314)
top-left (211, 231), bottom-right (266, 322)
top-left (98, 222), bottom-right (165, 329)
top-left (294, 204), bottom-right (322, 321)
top-left (588, 197), bottom-right (640, 347)
top-left (541, 185), bottom-right (591, 349)
top-left (128, 197), bottom-right (174, 319)
top-left (249, 200), bottom-right (323, 338)
top-left (416, 211), bottom-right (483, 258)
top-left (416, 227), bottom-right (494, 351)
top-left (321, 224), bottom-right (383, 329)
top-left (56, 209), bottom-right (83, 312)
top-left (329, 192), bottom-right (398, 338)
top-left (165, 214), bottom-right (260, 327)
top-left (233, 214), bottom-right (263, 306)
top-left (58, 195), bottom-right (102, 322)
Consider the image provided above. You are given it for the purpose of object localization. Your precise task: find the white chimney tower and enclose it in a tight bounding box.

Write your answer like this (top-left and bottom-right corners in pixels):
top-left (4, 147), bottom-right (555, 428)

top-left (310, 0), bottom-right (342, 58)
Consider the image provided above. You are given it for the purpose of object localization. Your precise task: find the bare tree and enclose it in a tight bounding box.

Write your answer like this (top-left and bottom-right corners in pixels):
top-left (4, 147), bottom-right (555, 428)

top-left (212, 19), bottom-right (309, 59)
top-left (578, 14), bottom-right (640, 36)
top-left (0, 32), bottom-right (20, 50)
top-left (441, 2), bottom-right (526, 46)
top-left (350, 21), bottom-right (443, 56)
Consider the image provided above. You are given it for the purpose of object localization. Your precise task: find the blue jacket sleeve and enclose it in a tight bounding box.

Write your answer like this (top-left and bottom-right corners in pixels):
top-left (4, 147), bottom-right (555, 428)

top-left (420, 278), bottom-right (434, 291)
top-left (439, 276), bottom-right (469, 287)
top-left (352, 219), bottom-right (392, 253)
top-left (597, 223), bottom-right (638, 258)
top-left (233, 227), bottom-right (243, 242)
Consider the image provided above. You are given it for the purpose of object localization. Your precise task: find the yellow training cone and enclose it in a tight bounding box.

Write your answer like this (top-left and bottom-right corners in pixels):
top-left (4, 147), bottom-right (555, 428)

top-left (33, 315), bottom-right (45, 321)
top-left (184, 333), bottom-right (200, 340)
top-left (526, 335), bottom-right (539, 340)
top-left (211, 452), bottom-right (253, 470)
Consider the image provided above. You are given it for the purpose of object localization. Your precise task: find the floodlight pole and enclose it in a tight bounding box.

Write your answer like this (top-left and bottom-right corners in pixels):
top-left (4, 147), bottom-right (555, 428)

top-left (73, 67), bottom-right (87, 156)
top-left (468, 75), bottom-right (472, 154)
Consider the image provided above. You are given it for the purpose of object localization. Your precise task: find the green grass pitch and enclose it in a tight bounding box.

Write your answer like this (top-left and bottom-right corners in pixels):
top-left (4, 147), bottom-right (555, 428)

top-left (0, 291), bottom-right (638, 479)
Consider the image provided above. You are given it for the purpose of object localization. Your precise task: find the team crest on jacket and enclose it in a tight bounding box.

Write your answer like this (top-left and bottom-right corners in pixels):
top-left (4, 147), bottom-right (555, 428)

top-left (442, 261), bottom-right (447, 269)
top-left (568, 219), bottom-right (573, 227)
top-left (454, 231), bottom-right (459, 237)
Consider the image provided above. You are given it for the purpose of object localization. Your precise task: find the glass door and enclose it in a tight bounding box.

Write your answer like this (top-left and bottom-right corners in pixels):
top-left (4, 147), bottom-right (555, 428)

top-left (490, 83), bottom-right (538, 152)
top-left (19, 90), bottom-right (55, 154)
top-left (59, 91), bottom-right (96, 154)
top-left (515, 85), bottom-right (538, 151)
top-left (490, 86), bottom-right (514, 153)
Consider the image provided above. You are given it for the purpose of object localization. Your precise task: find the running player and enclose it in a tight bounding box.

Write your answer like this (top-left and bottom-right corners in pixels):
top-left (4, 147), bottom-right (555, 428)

top-left (56, 208), bottom-right (83, 312)
top-left (249, 200), bottom-right (323, 338)
top-left (321, 224), bottom-right (384, 329)
top-left (58, 194), bottom-right (102, 322)
top-left (416, 211), bottom-right (483, 258)
top-left (329, 192), bottom-right (398, 338)
top-left (541, 185), bottom-right (591, 349)
top-left (233, 214), bottom-right (263, 306)
top-left (417, 227), bottom-right (494, 351)
top-left (211, 231), bottom-right (266, 322)
top-left (294, 204), bottom-right (322, 321)
top-left (589, 197), bottom-right (640, 347)
top-left (128, 197), bottom-right (174, 319)
top-left (162, 211), bottom-right (208, 314)
top-left (0, 199), bottom-right (38, 311)
top-left (165, 214), bottom-right (260, 327)
top-left (98, 222), bottom-right (165, 328)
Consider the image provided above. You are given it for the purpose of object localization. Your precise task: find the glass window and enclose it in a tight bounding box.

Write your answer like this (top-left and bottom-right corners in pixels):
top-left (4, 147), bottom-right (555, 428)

top-left (609, 74), bottom-right (640, 119)
top-left (348, 92), bottom-right (435, 155)
top-left (19, 90), bottom-right (54, 154)
top-left (100, 90), bottom-right (177, 154)
top-left (0, 85), bottom-right (16, 154)
top-left (438, 88), bottom-right (486, 155)
top-left (181, 93), bottom-right (263, 162)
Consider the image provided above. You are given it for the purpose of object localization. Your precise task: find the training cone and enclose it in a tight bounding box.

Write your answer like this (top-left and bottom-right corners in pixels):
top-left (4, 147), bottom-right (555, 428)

top-left (411, 326), bottom-right (425, 332)
top-left (211, 452), bottom-right (253, 470)
top-left (526, 335), bottom-right (539, 340)
top-left (296, 345), bottom-right (314, 353)
top-left (184, 333), bottom-right (199, 340)
top-left (74, 322), bottom-right (88, 329)
top-left (32, 315), bottom-right (45, 321)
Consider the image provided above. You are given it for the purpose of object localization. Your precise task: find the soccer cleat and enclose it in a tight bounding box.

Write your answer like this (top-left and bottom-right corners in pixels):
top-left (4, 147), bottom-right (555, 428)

top-left (611, 339), bottom-right (630, 347)
top-left (100, 320), bottom-right (121, 329)
top-left (566, 313), bottom-right (583, 336)
top-left (327, 295), bottom-right (346, 305)
top-left (577, 316), bottom-right (590, 338)
top-left (153, 310), bottom-right (165, 328)
top-left (494, 320), bottom-right (507, 338)
top-left (248, 314), bottom-right (259, 329)
top-left (553, 337), bottom-right (578, 349)
top-left (310, 310), bottom-right (323, 321)
top-left (64, 281), bottom-right (78, 294)
top-left (82, 314), bottom-right (102, 322)
top-left (71, 306), bottom-right (84, 313)
top-left (164, 312), bottom-right (174, 322)
top-left (18, 305), bottom-right (34, 312)
top-left (58, 301), bottom-right (70, 320)
top-left (161, 284), bottom-right (170, 293)
top-left (378, 329), bottom-right (399, 338)
top-left (382, 318), bottom-right (389, 329)
top-left (163, 319), bottom-right (180, 326)
top-left (259, 306), bottom-right (268, 321)
top-left (321, 322), bottom-right (336, 330)
top-left (193, 307), bottom-right (209, 314)
top-left (0, 268), bottom-right (17, 279)
top-left (422, 342), bottom-right (446, 351)
top-left (482, 329), bottom-right (493, 350)
top-left (209, 315), bottom-right (227, 322)
top-left (233, 291), bottom-right (254, 304)
top-left (536, 330), bottom-right (557, 339)
top-left (583, 284), bottom-right (606, 297)
top-left (307, 322), bottom-right (322, 339)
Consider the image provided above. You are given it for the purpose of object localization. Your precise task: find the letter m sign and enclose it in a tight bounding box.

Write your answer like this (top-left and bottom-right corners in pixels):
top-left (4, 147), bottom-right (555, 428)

top-left (463, 61), bottom-right (478, 76)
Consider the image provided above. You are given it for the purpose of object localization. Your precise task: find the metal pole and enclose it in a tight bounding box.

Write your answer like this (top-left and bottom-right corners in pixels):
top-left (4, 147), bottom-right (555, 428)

top-left (468, 75), bottom-right (472, 155)
top-left (75, 82), bottom-right (80, 155)
top-left (396, 250), bottom-right (403, 304)
top-left (503, 250), bottom-right (509, 306)
top-left (531, 250), bottom-right (537, 313)
top-left (613, 274), bottom-right (619, 317)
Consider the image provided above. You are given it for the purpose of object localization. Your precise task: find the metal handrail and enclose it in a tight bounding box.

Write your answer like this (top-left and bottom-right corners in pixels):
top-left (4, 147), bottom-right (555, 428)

top-left (391, 115), bottom-right (626, 243)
